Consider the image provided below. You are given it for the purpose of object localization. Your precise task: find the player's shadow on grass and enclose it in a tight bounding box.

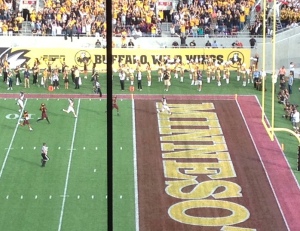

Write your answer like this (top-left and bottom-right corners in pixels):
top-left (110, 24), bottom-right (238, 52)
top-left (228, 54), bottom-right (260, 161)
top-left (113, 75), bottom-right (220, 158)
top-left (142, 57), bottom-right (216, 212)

top-left (10, 156), bottom-right (40, 167)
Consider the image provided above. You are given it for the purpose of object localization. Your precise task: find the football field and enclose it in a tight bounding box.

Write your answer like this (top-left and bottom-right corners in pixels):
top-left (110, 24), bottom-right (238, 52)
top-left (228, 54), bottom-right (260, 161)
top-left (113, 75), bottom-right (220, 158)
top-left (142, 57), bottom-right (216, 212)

top-left (0, 94), bottom-right (300, 230)
top-left (0, 97), bottom-right (135, 231)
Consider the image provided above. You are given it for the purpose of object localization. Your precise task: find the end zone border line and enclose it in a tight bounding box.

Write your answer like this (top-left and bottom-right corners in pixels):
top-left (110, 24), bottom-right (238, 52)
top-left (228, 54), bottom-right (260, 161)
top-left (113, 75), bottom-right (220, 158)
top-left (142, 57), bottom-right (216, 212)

top-left (0, 99), bottom-right (27, 180)
top-left (235, 96), bottom-right (290, 231)
top-left (132, 98), bottom-right (140, 231)
top-left (58, 99), bottom-right (81, 231)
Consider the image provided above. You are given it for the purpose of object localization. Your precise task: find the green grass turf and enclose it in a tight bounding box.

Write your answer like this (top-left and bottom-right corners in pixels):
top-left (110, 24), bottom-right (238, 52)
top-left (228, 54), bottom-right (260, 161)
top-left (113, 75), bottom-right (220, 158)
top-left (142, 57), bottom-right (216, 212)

top-left (0, 98), bottom-right (136, 231)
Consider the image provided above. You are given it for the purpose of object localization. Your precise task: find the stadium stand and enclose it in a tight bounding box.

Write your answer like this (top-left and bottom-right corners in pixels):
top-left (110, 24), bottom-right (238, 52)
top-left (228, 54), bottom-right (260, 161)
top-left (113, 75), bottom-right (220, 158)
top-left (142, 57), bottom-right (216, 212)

top-left (0, 0), bottom-right (299, 38)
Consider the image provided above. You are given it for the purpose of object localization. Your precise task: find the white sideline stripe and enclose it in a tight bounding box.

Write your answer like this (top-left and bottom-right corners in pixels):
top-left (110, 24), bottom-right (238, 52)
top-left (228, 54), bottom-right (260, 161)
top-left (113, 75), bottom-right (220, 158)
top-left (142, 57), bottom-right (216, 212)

top-left (0, 99), bottom-right (27, 180)
top-left (58, 99), bottom-right (80, 231)
top-left (132, 98), bottom-right (139, 231)
top-left (235, 98), bottom-right (290, 231)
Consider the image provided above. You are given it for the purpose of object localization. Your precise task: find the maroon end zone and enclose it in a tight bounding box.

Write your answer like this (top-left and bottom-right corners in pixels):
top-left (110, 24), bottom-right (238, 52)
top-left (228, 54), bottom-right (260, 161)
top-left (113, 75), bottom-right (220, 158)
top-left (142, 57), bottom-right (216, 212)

top-left (135, 96), bottom-right (300, 231)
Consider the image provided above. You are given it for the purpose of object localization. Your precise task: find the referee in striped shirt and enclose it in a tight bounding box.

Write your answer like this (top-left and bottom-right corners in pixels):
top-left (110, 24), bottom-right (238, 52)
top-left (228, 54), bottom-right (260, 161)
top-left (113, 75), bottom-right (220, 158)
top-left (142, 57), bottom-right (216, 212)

top-left (41, 143), bottom-right (49, 167)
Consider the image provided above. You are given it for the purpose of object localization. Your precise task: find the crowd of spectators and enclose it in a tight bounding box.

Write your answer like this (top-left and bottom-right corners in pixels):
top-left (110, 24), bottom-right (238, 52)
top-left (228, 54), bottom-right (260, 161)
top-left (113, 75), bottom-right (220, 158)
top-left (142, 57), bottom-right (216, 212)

top-left (0, 0), bottom-right (261, 38)
top-left (168, 0), bottom-right (256, 38)
top-left (1, 0), bottom-right (300, 39)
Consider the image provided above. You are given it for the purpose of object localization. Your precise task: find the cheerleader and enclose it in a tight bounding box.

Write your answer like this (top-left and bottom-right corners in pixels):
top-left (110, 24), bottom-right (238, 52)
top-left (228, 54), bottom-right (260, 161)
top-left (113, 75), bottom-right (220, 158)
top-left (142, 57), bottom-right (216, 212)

top-left (211, 62), bottom-right (216, 81)
top-left (7, 70), bottom-right (13, 90)
top-left (206, 62), bottom-right (212, 83)
top-left (224, 62), bottom-right (231, 84)
top-left (157, 60), bottom-right (163, 82)
top-left (52, 68), bottom-right (60, 89)
top-left (216, 64), bottom-right (222, 86)
top-left (47, 61), bottom-right (52, 78)
top-left (146, 62), bottom-right (152, 86)
top-left (189, 59), bottom-right (194, 84)
top-left (42, 68), bottom-right (48, 87)
top-left (241, 63), bottom-right (247, 86)
top-left (83, 60), bottom-right (88, 79)
top-left (236, 61), bottom-right (241, 81)
top-left (129, 67), bottom-right (134, 85)
top-left (179, 61), bottom-right (185, 83)
top-left (248, 63), bottom-right (255, 84)
top-left (196, 66), bottom-right (203, 92)
top-left (192, 61), bottom-right (198, 85)
top-left (125, 63), bottom-right (130, 81)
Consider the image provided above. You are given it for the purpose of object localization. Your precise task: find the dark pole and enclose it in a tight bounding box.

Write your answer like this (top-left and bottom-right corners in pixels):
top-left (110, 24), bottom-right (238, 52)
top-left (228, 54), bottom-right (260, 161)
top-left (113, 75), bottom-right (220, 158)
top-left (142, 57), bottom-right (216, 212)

top-left (106, 0), bottom-right (113, 230)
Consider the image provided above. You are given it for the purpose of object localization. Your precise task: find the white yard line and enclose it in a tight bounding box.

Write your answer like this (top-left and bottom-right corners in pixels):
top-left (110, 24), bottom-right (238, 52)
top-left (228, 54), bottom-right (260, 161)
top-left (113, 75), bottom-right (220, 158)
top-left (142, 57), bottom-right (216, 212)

top-left (0, 99), bottom-right (27, 179)
top-left (132, 98), bottom-right (139, 231)
top-left (58, 99), bottom-right (81, 231)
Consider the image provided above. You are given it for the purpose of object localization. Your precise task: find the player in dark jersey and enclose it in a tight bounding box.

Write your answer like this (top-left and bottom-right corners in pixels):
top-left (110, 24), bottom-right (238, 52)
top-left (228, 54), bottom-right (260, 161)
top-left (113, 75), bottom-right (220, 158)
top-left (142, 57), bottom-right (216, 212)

top-left (37, 103), bottom-right (50, 123)
top-left (19, 111), bottom-right (33, 131)
top-left (112, 95), bottom-right (120, 116)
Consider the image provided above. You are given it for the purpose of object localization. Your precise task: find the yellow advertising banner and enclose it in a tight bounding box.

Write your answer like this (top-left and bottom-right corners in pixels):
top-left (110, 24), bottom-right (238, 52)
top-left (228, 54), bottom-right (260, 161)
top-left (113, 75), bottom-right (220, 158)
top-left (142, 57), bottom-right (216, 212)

top-left (1, 47), bottom-right (251, 71)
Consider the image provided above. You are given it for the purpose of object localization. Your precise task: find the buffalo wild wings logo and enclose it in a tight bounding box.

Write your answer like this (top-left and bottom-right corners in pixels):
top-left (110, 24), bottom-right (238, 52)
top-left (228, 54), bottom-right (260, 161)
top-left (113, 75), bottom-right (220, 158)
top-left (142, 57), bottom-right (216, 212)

top-left (227, 51), bottom-right (244, 67)
top-left (74, 50), bottom-right (92, 67)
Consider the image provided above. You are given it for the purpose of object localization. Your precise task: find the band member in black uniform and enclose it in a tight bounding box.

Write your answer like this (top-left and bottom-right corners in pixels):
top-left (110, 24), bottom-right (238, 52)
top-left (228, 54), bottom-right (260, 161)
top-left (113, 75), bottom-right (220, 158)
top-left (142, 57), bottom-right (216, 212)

top-left (32, 63), bottom-right (39, 85)
top-left (41, 143), bottom-right (49, 167)
top-left (14, 65), bottom-right (21, 85)
top-left (63, 67), bottom-right (69, 89)
top-left (71, 65), bottom-right (75, 83)
top-left (61, 61), bottom-right (67, 73)
top-left (92, 63), bottom-right (96, 76)
top-left (47, 61), bottom-right (52, 78)
top-left (3, 60), bottom-right (9, 83)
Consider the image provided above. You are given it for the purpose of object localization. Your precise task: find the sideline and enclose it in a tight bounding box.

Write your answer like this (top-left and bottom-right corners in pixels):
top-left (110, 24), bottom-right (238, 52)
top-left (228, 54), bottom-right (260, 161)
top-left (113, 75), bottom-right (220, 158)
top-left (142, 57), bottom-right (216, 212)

top-left (235, 96), bottom-right (290, 231)
top-left (132, 98), bottom-right (140, 231)
top-left (57, 99), bottom-right (81, 231)
top-left (0, 99), bottom-right (27, 179)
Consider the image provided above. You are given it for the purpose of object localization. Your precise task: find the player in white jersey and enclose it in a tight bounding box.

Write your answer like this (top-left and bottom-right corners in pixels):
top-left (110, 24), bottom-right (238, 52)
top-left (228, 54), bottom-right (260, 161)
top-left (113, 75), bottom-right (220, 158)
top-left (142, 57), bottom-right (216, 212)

top-left (157, 96), bottom-right (172, 114)
top-left (17, 91), bottom-right (25, 112)
top-left (63, 98), bottom-right (77, 117)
